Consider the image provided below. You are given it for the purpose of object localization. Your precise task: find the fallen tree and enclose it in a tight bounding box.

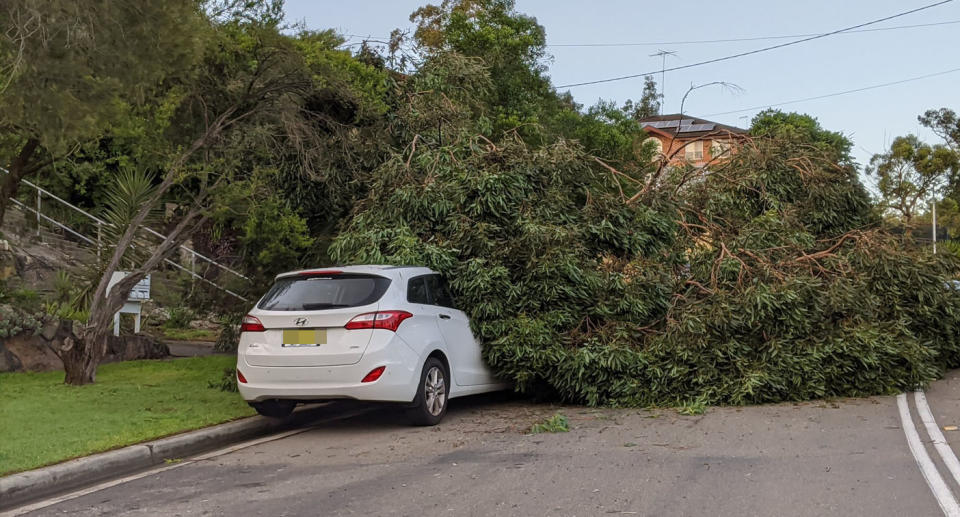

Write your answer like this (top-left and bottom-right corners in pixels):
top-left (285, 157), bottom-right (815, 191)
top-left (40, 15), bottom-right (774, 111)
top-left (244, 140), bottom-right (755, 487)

top-left (331, 129), bottom-right (960, 407)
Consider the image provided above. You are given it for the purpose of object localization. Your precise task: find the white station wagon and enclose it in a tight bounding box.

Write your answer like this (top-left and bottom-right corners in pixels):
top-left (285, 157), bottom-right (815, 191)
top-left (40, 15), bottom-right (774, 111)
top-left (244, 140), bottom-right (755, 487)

top-left (236, 265), bottom-right (508, 425)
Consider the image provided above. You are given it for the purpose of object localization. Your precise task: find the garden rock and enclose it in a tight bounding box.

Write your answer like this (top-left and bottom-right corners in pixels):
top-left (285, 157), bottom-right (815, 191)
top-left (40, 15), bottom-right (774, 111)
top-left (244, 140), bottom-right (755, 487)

top-left (0, 342), bottom-right (22, 372)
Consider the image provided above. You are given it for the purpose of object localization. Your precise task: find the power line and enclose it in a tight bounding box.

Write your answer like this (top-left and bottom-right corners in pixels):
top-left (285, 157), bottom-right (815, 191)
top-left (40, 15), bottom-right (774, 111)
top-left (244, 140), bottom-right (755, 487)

top-left (702, 66), bottom-right (960, 117)
top-left (546, 19), bottom-right (960, 47)
top-left (341, 19), bottom-right (960, 48)
top-left (555, 0), bottom-right (955, 89)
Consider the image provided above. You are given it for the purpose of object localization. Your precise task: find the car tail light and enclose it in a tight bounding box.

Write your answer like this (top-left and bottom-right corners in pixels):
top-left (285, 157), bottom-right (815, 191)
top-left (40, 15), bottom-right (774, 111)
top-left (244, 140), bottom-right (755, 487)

top-left (361, 366), bottom-right (385, 383)
top-left (344, 311), bottom-right (413, 332)
top-left (240, 314), bottom-right (265, 333)
top-left (237, 370), bottom-right (248, 384)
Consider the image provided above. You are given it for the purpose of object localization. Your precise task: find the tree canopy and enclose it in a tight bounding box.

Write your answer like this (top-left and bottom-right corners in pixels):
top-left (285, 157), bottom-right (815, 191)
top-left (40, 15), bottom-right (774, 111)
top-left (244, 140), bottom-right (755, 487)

top-left (3, 0), bottom-right (960, 401)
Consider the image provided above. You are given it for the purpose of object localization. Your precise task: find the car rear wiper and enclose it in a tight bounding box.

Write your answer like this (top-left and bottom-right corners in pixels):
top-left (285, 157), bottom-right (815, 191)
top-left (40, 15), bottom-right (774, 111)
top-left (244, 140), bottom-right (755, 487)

top-left (301, 303), bottom-right (351, 310)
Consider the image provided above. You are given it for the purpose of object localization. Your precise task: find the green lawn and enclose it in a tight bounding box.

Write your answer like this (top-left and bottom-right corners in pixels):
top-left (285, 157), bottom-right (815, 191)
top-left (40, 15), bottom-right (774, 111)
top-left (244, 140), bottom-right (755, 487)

top-left (0, 355), bottom-right (254, 475)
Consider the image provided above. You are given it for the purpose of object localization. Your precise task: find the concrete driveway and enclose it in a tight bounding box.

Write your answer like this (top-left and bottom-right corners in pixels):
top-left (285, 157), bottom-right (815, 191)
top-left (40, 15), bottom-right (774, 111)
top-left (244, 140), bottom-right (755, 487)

top-left (11, 372), bottom-right (960, 517)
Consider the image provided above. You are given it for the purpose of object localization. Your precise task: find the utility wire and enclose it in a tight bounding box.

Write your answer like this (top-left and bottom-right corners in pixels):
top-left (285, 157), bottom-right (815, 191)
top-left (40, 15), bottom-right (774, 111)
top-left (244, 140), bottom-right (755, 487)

top-left (702, 66), bottom-right (960, 117)
top-left (547, 19), bottom-right (960, 47)
top-left (344, 19), bottom-right (960, 46)
top-left (555, 0), bottom-right (955, 89)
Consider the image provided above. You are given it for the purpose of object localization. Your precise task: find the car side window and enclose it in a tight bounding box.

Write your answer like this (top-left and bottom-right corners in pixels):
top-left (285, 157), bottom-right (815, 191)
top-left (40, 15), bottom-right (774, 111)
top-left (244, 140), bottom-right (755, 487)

top-left (426, 274), bottom-right (455, 308)
top-left (407, 276), bottom-right (429, 304)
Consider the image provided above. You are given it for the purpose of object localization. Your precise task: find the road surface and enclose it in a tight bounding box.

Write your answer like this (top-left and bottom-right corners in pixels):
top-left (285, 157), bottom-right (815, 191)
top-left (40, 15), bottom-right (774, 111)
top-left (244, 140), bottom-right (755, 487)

top-left (10, 371), bottom-right (960, 516)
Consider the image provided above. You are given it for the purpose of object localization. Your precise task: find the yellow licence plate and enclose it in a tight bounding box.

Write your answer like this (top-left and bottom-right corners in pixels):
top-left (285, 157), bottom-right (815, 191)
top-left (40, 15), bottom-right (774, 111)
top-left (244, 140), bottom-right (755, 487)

top-left (282, 329), bottom-right (326, 347)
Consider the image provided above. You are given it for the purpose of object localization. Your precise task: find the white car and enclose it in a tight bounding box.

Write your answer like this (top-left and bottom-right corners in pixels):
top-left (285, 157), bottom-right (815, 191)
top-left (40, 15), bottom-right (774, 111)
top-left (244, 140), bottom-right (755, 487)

top-left (236, 265), bottom-right (508, 425)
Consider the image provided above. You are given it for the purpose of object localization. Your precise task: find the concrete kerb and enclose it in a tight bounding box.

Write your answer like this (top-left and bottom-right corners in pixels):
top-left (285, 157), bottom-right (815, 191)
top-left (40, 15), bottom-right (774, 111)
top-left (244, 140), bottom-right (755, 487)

top-left (0, 404), bottom-right (335, 511)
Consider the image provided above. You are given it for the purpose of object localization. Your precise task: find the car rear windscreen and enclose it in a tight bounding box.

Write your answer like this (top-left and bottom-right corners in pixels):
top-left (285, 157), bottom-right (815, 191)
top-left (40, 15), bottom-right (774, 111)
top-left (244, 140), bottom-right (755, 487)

top-left (257, 274), bottom-right (391, 311)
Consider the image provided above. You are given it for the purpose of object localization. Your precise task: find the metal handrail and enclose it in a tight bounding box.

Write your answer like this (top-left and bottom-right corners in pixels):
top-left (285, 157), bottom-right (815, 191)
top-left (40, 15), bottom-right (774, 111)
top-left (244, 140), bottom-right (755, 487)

top-left (20, 177), bottom-right (108, 225)
top-left (138, 225), bottom-right (250, 281)
top-left (10, 198), bottom-right (96, 246)
top-left (2, 167), bottom-right (250, 301)
top-left (1, 167), bottom-right (250, 281)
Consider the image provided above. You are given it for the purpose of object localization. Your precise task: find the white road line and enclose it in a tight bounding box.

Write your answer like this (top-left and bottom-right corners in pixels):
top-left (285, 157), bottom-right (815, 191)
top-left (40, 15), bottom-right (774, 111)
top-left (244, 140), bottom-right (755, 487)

top-left (898, 393), bottom-right (960, 517)
top-left (1, 407), bottom-right (372, 517)
top-left (916, 390), bottom-right (960, 489)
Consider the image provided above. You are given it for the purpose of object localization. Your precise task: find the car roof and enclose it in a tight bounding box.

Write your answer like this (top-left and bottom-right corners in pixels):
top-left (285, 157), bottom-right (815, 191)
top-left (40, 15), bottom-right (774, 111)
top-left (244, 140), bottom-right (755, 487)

top-left (274, 265), bottom-right (435, 280)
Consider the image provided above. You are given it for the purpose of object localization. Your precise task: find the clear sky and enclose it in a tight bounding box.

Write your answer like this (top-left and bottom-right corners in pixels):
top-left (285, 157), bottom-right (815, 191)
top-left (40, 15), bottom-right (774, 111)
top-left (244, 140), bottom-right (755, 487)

top-left (283, 0), bottom-right (960, 170)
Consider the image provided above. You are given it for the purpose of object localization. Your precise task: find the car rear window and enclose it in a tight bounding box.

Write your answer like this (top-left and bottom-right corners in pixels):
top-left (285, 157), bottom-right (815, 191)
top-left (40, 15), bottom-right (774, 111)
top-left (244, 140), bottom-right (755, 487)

top-left (257, 274), bottom-right (391, 311)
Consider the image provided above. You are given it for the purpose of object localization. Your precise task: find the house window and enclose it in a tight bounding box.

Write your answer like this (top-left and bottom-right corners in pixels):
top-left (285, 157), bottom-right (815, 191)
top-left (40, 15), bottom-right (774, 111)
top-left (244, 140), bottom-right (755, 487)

top-left (684, 141), bottom-right (703, 161)
top-left (711, 140), bottom-right (733, 158)
top-left (643, 137), bottom-right (663, 160)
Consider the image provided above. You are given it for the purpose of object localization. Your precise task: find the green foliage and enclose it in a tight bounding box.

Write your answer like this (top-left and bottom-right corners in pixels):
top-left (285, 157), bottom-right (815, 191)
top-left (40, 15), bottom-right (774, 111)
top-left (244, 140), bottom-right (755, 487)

top-left (621, 76), bottom-right (661, 120)
top-left (163, 328), bottom-right (218, 342)
top-left (207, 368), bottom-right (239, 392)
top-left (42, 302), bottom-right (89, 324)
top-left (0, 0), bottom-right (205, 157)
top-left (214, 312), bottom-right (243, 352)
top-left (1, 287), bottom-right (42, 312)
top-left (751, 110), bottom-right (854, 162)
top-left (920, 108), bottom-right (960, 152)
top-left (53, 271), bottom-right (72, 304)
top-left (677, 399), bottom-right (707, 416)
top-left (529, 413), bottom-right (569, 433)
top-left (333, 124), bottom-right (960, 408)
top-left (0, 304), bottom-right (44, 338)
top-left (164, 307), bottom-right (196, 330)
top-left (868, 134), bottom-right (959, 225)
top-left (411, 0), bottom-right (555, 140)
top-left (940, 240), bottom-right (960, 260)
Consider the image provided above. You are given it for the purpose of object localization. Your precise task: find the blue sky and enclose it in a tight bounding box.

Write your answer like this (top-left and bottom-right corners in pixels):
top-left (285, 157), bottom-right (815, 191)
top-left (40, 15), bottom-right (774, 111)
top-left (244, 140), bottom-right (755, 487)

top-left (284, 0), bottom-right (960, 172)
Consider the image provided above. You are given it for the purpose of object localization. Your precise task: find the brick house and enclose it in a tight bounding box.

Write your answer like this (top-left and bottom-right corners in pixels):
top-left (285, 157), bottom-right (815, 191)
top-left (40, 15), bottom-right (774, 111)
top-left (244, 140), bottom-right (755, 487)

top-left (638, 114), bottom-right (748, 167)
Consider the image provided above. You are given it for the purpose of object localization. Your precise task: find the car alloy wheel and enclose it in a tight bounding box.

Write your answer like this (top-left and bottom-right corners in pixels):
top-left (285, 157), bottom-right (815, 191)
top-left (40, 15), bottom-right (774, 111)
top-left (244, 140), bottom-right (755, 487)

top-left (424, 366), bottom-right (447, 416)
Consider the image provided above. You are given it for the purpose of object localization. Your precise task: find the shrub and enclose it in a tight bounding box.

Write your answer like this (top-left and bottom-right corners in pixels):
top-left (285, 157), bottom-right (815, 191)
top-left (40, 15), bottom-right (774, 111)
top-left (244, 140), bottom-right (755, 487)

top-left (0, 304), bottom-right (45, 339)
top-left (207, 368), bottom-right (239, 392)
top-left (214, 312), bottom-right (243, 352)
top-left (164, 307), bottom-right (196, 329)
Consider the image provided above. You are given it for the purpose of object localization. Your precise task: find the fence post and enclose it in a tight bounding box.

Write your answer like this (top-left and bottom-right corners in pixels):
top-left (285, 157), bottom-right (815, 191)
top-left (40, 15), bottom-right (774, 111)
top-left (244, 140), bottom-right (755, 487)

top-left (36, 189), bottom-right (41, 237)
top-left (96, 221), bottom-right (102, 260)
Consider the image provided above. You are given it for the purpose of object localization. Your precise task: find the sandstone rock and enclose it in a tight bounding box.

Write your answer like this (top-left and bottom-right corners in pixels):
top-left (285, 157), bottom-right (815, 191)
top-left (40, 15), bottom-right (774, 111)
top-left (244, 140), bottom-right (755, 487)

top-left (0, 342), bottom-right (22, 373)
top-left (3, 333), bottom-right (62, 371)
top-left (106, 334), bottom-right (170, 362)
top-left (1, 326), bottom-right (169, 373)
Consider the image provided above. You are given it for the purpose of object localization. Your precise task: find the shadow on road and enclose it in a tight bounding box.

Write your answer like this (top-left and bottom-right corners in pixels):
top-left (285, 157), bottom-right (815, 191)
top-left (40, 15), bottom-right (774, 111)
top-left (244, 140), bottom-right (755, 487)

top-left (288, 390), bottom-right (530, 431)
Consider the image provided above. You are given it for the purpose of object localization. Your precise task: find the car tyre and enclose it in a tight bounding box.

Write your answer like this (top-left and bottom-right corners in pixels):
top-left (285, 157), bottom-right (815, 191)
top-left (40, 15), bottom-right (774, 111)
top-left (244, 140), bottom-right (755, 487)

top-left (250, 399), bottom-right (296, 419)
top-left (407, 358), bottom-right (449, 426)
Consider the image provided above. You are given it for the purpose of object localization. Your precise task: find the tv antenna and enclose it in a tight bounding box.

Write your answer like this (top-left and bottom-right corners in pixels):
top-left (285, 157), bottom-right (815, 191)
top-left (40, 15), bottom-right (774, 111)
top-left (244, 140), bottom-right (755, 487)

top-left (649, 49), bottom-right (677, 114)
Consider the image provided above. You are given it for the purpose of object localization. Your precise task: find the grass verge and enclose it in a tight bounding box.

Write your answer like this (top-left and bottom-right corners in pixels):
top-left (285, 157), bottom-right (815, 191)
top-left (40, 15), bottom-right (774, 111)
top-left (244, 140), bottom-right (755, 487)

top-left (0, 355), bottom-right (253, 476)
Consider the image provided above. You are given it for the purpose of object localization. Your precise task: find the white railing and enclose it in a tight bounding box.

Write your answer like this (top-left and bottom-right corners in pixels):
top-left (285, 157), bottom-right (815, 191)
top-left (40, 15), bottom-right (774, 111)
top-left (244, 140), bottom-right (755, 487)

top-left (2, 168), bottom-right (250, 301)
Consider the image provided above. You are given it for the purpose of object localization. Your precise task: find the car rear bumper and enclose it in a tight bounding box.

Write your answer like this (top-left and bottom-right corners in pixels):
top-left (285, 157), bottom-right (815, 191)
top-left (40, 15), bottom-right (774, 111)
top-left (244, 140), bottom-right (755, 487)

top-left (236, 333), bottom-right (421, 403)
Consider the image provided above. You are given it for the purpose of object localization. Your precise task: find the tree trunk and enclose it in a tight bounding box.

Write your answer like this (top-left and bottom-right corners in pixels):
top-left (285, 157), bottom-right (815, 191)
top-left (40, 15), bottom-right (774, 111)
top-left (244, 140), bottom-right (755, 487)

top-left (0, 138), bottom-right (40, 228)
top-left (62, 346), bottom-right (101, 385)
top-left (60, 325), bottom-right (109, 386)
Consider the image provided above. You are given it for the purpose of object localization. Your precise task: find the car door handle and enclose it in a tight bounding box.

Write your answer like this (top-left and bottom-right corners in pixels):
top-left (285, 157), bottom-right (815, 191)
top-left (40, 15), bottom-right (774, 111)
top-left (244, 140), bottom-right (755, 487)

top-left (439, 314), bottom-right (451, 319)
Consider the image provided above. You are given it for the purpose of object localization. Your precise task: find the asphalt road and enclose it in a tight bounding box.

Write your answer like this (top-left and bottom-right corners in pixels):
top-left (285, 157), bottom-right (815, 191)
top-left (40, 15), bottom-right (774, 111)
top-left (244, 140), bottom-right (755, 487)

top-left (12, 372), bottom-right (960, 517)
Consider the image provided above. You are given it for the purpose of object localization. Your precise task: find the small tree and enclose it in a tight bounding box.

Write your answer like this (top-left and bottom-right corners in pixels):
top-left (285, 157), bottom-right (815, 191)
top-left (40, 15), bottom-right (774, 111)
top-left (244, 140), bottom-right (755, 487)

top-left (60, 8), bottom-right (321, 385)
top-left (623, 76), bottom-right (661, 119)
top-left (868, 135), bottom-right (958, 227)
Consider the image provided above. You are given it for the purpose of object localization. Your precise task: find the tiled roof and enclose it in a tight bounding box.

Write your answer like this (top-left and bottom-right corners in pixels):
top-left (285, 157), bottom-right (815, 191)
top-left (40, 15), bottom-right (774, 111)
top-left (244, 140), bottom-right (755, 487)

top-left (638, 114), bottom-right (747, 139)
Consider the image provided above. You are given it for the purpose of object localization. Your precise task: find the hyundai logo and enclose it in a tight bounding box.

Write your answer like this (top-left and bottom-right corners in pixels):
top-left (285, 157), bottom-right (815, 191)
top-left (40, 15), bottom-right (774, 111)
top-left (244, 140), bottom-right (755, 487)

top-left (294, 317), bottom-right (308, 327)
